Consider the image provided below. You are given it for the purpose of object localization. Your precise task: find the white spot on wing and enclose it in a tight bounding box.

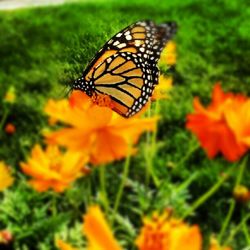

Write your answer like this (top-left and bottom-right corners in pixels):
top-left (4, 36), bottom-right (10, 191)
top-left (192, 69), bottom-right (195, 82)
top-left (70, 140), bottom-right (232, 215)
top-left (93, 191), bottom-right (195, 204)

top-left (126, 35), bottom-right (132, 40)
top-left (117, 43), bottom-right (126, 49)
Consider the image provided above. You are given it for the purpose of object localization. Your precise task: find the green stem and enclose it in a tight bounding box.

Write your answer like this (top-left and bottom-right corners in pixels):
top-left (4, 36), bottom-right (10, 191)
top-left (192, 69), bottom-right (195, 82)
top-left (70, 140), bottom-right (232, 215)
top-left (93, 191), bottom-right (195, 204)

top-left (224, 213), bottom-right (250, 246)
top-left (175, 138), bottom-right (200, 169)
top-left (83, 176), bottom-right (92, 207)
top-left (243, 219), bottom-right (250, 245)
top-left (175, 172), bottom-right (198, 194)
top-left (51, 192), bottom-right (57, 216)
top-left (182, 170), bottom-right (231, 219)
top-left (99, 166), bottom-right (109, 212)
top-left (235, 156), bottom-right (248, 186)
top-left (0, 105), bottom-right (9, 133)
top-left (218, 156), bottom-right (248, 244)
top-left (145, 107), bottom-right (152, 185)
top-left (112, 152), bottom-right (131, 224)
top-left (145, 100), bottom-right (160, 187)
top-left (218, 199), bottom-right (236, 243)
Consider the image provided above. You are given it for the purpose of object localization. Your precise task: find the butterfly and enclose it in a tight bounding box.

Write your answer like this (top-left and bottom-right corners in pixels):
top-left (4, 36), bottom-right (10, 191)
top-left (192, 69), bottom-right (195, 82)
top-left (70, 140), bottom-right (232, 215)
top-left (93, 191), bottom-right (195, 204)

top-left (73, 20), bottom-right (177, 118)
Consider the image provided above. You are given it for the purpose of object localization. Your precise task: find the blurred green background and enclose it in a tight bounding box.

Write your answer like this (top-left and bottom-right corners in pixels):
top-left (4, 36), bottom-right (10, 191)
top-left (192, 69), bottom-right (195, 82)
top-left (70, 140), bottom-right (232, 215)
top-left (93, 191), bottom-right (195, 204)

top-left (0, 0), bottom-right (250, 249)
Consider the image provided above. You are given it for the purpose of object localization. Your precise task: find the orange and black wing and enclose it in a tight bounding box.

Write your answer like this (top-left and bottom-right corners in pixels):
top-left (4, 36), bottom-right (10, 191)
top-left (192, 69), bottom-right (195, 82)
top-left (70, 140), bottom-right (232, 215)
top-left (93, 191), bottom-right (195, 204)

top-left (83, 20), bottom-right (156, 81)
top-left (90, 52), bottom-right (153, 117)
top-left (73, 20), bottom-right (177, 117)
top-left (82, 20), bottom-right (176, 82)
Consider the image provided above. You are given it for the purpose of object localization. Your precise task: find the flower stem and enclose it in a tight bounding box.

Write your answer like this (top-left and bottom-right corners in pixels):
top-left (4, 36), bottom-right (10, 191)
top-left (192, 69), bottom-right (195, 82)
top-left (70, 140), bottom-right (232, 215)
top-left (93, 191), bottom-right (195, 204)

top-left (224, 213), bottom-right (250, 246)
top-left (145, 100), bottom-right (160, 187)
top-left (51, 192), bottom-right (58, 216)
top-left (218, 156), bottom-right (248, 244)
top-left (243, 219), bottom-right (250, 245)
top-left (235, 156), bottom-right (248, 186)
top-left (175, 138), bottom-right (199, 169)
top-left (99, 166), bottom-right (109, 212)
top-left (0, 105), bottom-right (9, 135)
top-left (182, 169), bottom-right (232, 219)
top-left (84, 176), bottom-right (92, 207)
top-left (112, 151), bottom-right (131, 224)
top-left (218, 199), bottom-right (236, 243)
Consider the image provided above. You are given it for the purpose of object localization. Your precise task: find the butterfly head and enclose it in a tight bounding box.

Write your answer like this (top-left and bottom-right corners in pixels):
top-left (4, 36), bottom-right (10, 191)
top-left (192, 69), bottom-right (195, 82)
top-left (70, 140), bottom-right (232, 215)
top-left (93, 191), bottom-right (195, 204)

top-left (73, 77), bottom-right (95, 97)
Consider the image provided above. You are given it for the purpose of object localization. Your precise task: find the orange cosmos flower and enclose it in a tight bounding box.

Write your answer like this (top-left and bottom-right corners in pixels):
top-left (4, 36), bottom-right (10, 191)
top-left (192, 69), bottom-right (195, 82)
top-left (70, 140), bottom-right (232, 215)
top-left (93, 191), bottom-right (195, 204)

top-left (159, 41), bottom-right (176, 66)
top-left (0, 161), bottom-right (14, 191)
top-left (135, 210), bottom-right (202, 250)
top-left (151, 75), bottom-right (173, 101)
top-left (209, 237), bottom-right (232, 250)
top-left (44, 91), bottom-right (157, 165)
top-left (0, 230), bottom-right (13, 245)
top-left (225, 99), bottom-right (250, 147)
top-left (4, 86), bottom-right (16, 103)
top-left (186, 83), bottom-right (248, 162)
top-left (56, 239), bottom-right (79, 250)
top-left (83, 205), bottom-right (122, 250)
top-left (20, 144), bottom-right (88, 192)
top-left (5, 123), bottom-right (16, 134)
top-left (233, 185), bottom-right (250, 203)
top-left (58, 205), bottom-right (204, 250)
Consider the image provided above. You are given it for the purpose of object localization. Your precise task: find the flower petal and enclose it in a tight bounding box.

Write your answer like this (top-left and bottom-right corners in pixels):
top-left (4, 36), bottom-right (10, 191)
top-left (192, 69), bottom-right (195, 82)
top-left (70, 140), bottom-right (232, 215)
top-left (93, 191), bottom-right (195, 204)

top-left (83, 206), bottom-right (123, 250)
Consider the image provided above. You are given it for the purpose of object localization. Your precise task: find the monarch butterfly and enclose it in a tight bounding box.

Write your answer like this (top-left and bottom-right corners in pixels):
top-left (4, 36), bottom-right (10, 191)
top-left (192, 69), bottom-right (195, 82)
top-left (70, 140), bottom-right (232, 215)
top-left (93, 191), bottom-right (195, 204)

top-left (73, 20), bottom-right (177, 117)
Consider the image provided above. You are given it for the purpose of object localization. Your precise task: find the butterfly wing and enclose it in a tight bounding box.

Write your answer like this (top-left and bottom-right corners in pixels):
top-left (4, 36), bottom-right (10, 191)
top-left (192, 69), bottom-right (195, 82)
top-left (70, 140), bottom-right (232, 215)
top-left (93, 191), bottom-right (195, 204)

top-left (74, 20), bottom-right (177, 117)
top-left (150, 22), bottom-right (177, 86)
top-left (83, 21), bottom-right (156, 81)
top-left (91, 52), bottom-right (153, 117)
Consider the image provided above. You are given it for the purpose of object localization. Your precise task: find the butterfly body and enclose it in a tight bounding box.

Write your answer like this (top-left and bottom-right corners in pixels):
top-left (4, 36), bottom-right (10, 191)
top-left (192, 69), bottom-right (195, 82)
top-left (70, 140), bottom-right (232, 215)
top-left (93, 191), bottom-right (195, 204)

top-left (73, 20), bottom-right (177, 117)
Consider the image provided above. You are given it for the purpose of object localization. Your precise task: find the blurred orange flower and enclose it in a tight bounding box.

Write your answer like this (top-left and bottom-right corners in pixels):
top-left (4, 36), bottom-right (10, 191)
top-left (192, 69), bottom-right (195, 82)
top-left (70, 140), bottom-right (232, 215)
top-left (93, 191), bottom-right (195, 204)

top-left (136, 210), bottom-right (202, 250)
top-left (0, 230), bottom-right (13, 244)
top-left (233, 185), bottom-right (250, 203)
top-left (0, 161), bottom-right (14, 191)
top-left (83, 205), bottom-right (122, 250)
top-left (186, 83), bottom-right (248, 162)
top-left (4, 86), bottom-right (16, 103)
top-left (209, 237), bottom-right (232, 250)
top-left (44, 91), bottom-right (157, 165)
top-left (159, 41), bottom-right (176, 66)
top-left (151, 75), bottom-right (173, 101)
top-left (57, 205), bottom-right (223, 250)
top-left (20, 144), bottom-right (88, 192)
top-left (5, 123), bottom-right (16, 134)
top-left (225, 99), bottom-right (250, 147)
top-left (56, 239), bottom-right (79, 250)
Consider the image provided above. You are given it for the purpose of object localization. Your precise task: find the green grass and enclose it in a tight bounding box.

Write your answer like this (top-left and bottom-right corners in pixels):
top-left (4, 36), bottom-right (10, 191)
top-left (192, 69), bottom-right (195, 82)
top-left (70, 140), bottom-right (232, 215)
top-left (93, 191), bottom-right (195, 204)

top-left (0, 0), bottom-right (250, 249)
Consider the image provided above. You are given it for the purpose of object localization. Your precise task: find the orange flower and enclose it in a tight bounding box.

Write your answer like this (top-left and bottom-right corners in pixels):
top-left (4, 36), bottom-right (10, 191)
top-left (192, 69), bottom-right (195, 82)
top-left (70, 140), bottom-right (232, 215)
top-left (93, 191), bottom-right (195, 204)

top-left (159, 41), bottom-right (176, 66)
top-left (44, 91), bottom-right (157, 165)
top-left (57, 205), bottom-right (204, 250)
top-left (56, 239), bottom-right (79, 250)
top-left (186, 83), bottom-right (248, 162)
top-left (83, 205), bottom-right (122, 250)
top-left (151, 75), bottom-right (173, 101)
top-left (233, 185), bottom-right (250, 203)
top-left (0, 161), bottom-right (14, 191)
top-left (20, 144), bottom-right (88, 192)
top-left (5, 123), bottom-right (16, 134)
top-left (135, 210), bottom-right (202, 250)
top-left (225, 99), bottom-right (250, 147)
top-left (4, 86), bottom-right (16, 103)
top-left (209, 237), bottom-right (232, 250)
top-left (0, 230), bottom-right (13, 244)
